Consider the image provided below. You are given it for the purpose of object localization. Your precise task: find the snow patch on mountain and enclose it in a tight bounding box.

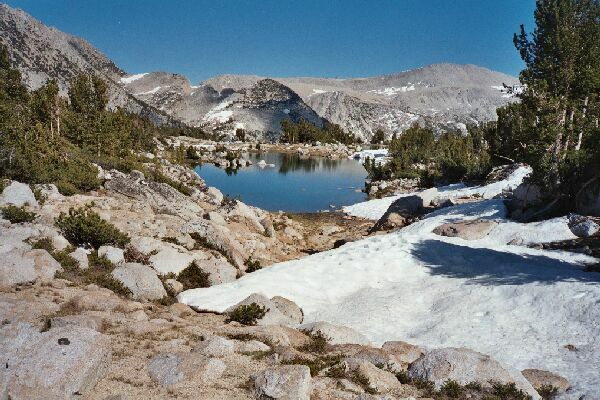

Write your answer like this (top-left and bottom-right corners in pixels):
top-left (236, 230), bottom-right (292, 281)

top-left (368, 85), bottom-right (416, 96)
top-left (120, 73), bottom-right (149, 84)
top-left (134, 86), bottom-right (162, 95)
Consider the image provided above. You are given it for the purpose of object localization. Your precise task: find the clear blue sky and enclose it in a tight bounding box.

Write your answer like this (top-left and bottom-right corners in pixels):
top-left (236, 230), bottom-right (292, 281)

top-left (5, 0), bottom-right (535, 83)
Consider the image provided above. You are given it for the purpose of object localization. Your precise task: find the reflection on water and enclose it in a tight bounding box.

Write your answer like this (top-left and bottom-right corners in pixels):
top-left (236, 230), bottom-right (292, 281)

top-left (195, 152), bottom-right (368, 212)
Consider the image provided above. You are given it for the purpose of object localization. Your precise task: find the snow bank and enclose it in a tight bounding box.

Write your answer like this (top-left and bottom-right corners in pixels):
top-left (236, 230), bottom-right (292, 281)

top-left (350, 149), bottom-right (389, 165)
top-left (120, 73), bottom-right (148, 84)
top-left (344, 165), bottom-right (531, 220)
top-left (179, 171), bottom-right (599, 396)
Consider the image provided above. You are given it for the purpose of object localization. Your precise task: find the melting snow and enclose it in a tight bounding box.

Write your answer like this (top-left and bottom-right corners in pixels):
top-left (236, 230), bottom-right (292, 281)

top-left (368, 85), bottom-right (416, 96)
top-left (203, 97), bottom-right (234, 123)
top-left (179, 164), bottom-right (599, 396)
top-left (120, 73), bottom-right (148, 84)
top-left (134, 86), bottom-right (162, 95)
top-left (350, 149), bottom-right (389, 165)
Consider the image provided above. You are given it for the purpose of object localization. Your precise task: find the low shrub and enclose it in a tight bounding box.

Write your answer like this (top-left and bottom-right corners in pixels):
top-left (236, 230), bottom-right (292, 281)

top-left (1, 205), bottom-right (36, 224)
top-left (149, 169), bottom-right (192, 196)
top-left (352, 371), bottom-right (377, 394)
top-left (55, 206), bottom-right (129, 249)
top-left (441, 379), bottom-right (464, 398)
top-left (244, 257), bottom-right (262, 273)
top-left (537, 384), bottom-right (559, 400)
top-left (282, 355), bottom-right (342, 377)
top-left (30, 237), bottom-right (55, 252)
top-left (226, 302), bottom-right (267, 326)
top-left (491, 382), bottom-right (532, 400)
top-left (300, 330), bottom-right (330, 353)
top-left (177, 261), bottom-right (210, 290)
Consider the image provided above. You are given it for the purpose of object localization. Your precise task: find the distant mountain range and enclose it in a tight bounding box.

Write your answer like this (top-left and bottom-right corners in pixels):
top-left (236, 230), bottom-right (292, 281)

top-left (0, 3), bottom-right (520, 141)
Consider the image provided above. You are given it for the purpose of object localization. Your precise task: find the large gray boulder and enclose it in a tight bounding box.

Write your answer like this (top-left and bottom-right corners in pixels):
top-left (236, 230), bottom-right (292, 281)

top-left (433, 220), bottom-right (497, 240)
top-left (0, 181), bottom-right (38, 208)
top-left (408, 347), bottom-right (540, 399)
top-left (370, 191), bottom-right (435, 232)
top-left (111, 263), bottom-right (167, 300)
top-left (254, 365), bottom-right (311, 400)
top-left (97, 245), bottom-right (125, 265)
top-left (181, 219), bottom-right (247, 269)
top-left (192, 336), bottom-right (235, 358)
top-left (576, 177), bottom-right (600, 217)
top-left (381, 340), bottom-right (424, 365)
top-left (2, 325), bottom-right (111, 399)
top-left (301, 321), bottom-right (370, 346)
top-left (194, 257), bottom-right (237, 285)
top-left (225, 293), bottom-right (302, 326)
top-left (568, 215), bottom-right (599, 238)
top-left (342, 358), bottom-right (402, 393)
top-left (147, 352), bottom-right (226, 388)
top-left (0, 248), bottom-right (37, 288)
top-left (521, 368), bottom-right (570, 394)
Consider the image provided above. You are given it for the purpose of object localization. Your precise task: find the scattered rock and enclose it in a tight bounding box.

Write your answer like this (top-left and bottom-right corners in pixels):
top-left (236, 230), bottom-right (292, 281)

top-left (69, 247), bottom-right (90, 270)
top-left (261, 217), bottom-right (276, 238)
top-left (225, 293), bottom-right (300, 326)
top-left (381, 340), bottom-right (424, 364)
top-left (147, 352), bottom-right (226, 387)
top-left (432, 219), bottom-right (497, 240)
top-left (521, 368), bottom-right (570, 393)
top-left (408, 347), bottom-right (539, 398)
top-left (164, 278), bottom-right (184, 295)
top-left (343, 358), bottom-right (401, 393)
top-left (194, 257), bottom-right (237, 285)
top-left (301, 321), bottom-right (371, 346)
top-left (181, 219), bottom-right (247, 269)
top-left (98, 245), bottom-right (125, 265)
top-left (111, 263), bottom-right (167, 301)
top-left (235, 339), bottom-right (271, 353)
top-left (206, 187), bottom-right (224, 205)
top-left (23, 249), bottom-right (62, 280)
top-left (568, 215), bottom-right (599, 238)
top-left (149, 246), bottom-right (196, 275)
top-left (0, 247), bottom-right (37, 287)
top-left (0, 181), bottom-right (39, 208)
top-left (254, 365), bottom-right (312, 400)
top-left (2, 326), bottom-right (111, 399)
top-left (370, 195), bottom-right (428, 232)
top-left (193, 336), bottom-right (235, 358)
top-left (271, 296), bottom-right (304, 324)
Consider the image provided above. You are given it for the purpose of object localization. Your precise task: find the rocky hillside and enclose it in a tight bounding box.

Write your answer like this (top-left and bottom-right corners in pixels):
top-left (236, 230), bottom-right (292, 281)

top-left (0, 4), bottom-right (171, 124)
top-left (125, 64), bottom-right (520, 141)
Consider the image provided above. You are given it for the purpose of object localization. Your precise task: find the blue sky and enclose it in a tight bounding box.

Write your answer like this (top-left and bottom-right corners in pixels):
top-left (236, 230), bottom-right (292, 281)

top-left (5, 0), bottom-right (535, 83)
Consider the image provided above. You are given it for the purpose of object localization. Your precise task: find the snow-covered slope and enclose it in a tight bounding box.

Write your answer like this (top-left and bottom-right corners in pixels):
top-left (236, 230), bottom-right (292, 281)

top-left (179, 169), bottom-right (600, 397)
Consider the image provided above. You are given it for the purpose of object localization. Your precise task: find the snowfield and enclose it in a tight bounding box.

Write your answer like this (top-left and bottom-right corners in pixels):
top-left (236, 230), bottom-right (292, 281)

top-left (120, 73), bottom-right (148, 84)
top-left (350, 149), bottom-right (389, 166)
top-left (344, 165), bottom-right (531, 220)
top-left (179, 166), bottom-right (600, 397)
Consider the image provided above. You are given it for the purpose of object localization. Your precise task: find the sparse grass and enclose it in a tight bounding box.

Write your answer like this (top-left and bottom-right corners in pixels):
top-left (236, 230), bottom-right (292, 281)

top-left (324, 363), bottom-right (346, 379)
top-left (55, 251), bottom-right (131, 298)
top-left (490, 382), bottom-right (532, 400)
top-left (282, 355), bottom-right (343, 377)
top-left (226, 303), bottom-right (268, 326)
top-left (55, 205), bottom-right (129, 249)
top-left (352, 371), bottom-right (378, 394)
top-left (124, 244), bottom-right (151, 264)
top-left (1, 205), bottom-right (36, 223)
top-left (148, 169), bottom-right (192, 196)
top-left (537, 384), bottom-right (559, 400)
top-left (299, 330), bottom-right (330, 354)
top-left (240, 350), bottom-right (273, 359)
top-left (177, 261), bottom-right (210, 290)
top-left (440, 380), bottom-right (464, 398)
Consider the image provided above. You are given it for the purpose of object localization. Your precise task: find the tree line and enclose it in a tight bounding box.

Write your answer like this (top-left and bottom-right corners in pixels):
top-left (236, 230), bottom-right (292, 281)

top-left (0, 46), bottom-right (208, 194)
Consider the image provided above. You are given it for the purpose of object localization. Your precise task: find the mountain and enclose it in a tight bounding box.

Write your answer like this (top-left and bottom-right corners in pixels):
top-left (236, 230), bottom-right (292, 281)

top-left (122, 64), bottom-right (520, 140)
top-left (1, 3), bottom-right (520, 140)
top-left (0, 3), bottom-right (171, 124)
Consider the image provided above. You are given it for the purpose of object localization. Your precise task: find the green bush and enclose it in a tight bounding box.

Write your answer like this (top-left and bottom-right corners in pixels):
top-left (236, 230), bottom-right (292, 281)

top-left (55, 206), bottom-right (129, 249)
top-left (300, 330), bottom-right (330, 353)
top-left (1, 205), bottom-right (36, 223)
top-left (441, 379), bottom-right (465, 398)
top-left (491, 382), bottom-right (532, 400)
top-left (30, 237), bottom-right (54, 252)
top-left (177, 261), bottom-right (210, 290)
top-left (149, 169), bottom-right (192, 196)
top-left (244, 257), bottom-right (262, 273)
top-left (226, 302), bottom-right (267, 326)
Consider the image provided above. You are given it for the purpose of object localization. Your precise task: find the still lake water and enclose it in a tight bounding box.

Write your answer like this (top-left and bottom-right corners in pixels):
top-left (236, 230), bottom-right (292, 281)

top-left (194, 152), bottom-right (368, 212)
